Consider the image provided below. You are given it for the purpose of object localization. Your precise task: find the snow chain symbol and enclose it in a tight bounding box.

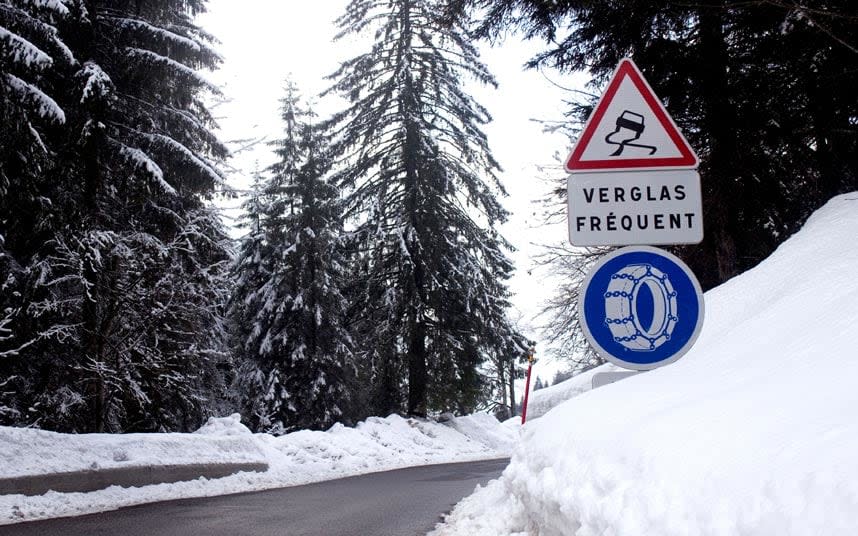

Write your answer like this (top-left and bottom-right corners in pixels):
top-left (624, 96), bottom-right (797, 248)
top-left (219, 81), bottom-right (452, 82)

top-left (604, 263), bottom-right (678, 351)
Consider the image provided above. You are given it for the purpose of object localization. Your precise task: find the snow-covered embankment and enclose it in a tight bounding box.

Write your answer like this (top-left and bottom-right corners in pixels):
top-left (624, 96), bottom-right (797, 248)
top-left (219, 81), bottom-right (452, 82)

top-left (433, 194), bottom-right (858, 535)
top-left (0, 412), bottom-right (514, 524)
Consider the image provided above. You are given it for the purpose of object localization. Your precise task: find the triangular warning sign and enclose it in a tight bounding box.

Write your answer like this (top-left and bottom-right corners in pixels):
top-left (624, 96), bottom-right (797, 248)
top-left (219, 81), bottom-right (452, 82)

top-left (565, 58), bottom-right (698, 173)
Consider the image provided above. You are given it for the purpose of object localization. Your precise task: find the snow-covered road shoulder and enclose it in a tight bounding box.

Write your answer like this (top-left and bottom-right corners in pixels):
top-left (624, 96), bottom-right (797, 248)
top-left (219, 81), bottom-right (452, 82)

top-left (0, 416), bottom-right (266, 481)
top-left (0, 412), bottom-right (515, 525)
top-left (433, 193), bottom-right (858, 536)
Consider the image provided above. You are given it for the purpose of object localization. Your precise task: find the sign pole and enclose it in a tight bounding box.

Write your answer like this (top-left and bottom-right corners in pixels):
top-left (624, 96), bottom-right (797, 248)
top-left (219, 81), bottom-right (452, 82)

top-left (520, 347), bottom-right (536, 425)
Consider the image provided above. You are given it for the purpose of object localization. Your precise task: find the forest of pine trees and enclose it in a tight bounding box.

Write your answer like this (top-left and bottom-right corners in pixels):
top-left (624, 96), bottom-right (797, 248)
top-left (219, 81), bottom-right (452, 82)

top-left (2, 0), bottom-right (854, 433)
top-left (1, 0), bottom-right (231, 432)
top-left (0, 0), bottom-right (525, 433)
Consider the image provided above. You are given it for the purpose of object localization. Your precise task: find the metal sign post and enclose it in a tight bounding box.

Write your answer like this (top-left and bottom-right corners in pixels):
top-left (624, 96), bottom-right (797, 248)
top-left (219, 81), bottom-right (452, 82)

top-left (520, 347), bottom-right (536, 424)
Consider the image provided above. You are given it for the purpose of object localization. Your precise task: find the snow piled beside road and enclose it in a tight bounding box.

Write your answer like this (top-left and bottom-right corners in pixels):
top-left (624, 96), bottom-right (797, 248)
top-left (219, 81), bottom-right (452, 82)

top-left (524, 362), bottom-right (621, 421)
top-left (0, 417), bottom-right (265, 479)
top-left (433, 193), bottom-right (858, 536)
top-left (0, 413), bottom-right (514, 525)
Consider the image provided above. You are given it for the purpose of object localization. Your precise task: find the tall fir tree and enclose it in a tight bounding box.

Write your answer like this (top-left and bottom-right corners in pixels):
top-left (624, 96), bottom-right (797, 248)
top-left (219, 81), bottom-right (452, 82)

top-left (0, 0), bottom-right (72, 420)
top-left (1, 0), bottom-right (233, 432)
top-left (230, 82), bottom-right (354, 433)
top-left (326, 0), bottom-right (526, 417)
top-left (1, 0), bottom-right (69, 226)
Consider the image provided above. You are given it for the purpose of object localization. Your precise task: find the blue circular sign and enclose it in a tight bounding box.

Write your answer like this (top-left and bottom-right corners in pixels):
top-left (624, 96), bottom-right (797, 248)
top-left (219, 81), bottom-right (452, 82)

top-left (579, 246), bottom-right (704, 370)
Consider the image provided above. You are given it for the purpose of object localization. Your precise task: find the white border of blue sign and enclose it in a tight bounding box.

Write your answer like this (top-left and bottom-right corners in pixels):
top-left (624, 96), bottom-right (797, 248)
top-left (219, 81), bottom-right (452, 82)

top-left (578, 246), bottom-right (705, 371)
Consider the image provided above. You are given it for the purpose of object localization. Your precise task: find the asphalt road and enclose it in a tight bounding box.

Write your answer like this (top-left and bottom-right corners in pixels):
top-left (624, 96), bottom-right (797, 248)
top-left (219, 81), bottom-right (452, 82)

top-left (1, 458), bottom-right (508, 536)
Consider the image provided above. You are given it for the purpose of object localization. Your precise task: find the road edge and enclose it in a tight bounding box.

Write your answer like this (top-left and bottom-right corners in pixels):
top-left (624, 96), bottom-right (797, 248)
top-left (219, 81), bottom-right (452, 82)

top-left (0, 463), bottom-right (269, 496)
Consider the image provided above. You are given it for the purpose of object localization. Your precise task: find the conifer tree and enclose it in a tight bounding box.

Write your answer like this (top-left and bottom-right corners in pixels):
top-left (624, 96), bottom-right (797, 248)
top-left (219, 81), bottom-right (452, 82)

top-left (327, 0), bottom-right (525, 417)
top-left (0, 0), bottom-right (232, 432)
top-left (231, 82), bottom-right (354, 433)
top-left (229, 173), bottom-right (273, 395)
top-left (0, 1), bottom-right (71, 407)
top-left (2, 0), bottom-right (64, 421)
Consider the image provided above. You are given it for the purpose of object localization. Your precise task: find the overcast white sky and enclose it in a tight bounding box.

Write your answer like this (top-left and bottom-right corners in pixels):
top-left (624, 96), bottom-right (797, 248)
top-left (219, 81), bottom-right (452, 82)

top-left (198, 1), bottom-right (589, 383)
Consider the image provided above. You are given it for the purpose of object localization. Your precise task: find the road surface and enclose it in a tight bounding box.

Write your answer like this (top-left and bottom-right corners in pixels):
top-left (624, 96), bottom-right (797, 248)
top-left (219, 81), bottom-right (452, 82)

top-left (1, 458), bottom-right (508, 536)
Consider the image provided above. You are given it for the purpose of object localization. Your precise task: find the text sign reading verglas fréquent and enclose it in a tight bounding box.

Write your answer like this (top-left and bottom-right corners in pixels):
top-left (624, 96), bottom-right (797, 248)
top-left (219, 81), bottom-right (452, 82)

top-left (567, 169), bottom-right (703, 247)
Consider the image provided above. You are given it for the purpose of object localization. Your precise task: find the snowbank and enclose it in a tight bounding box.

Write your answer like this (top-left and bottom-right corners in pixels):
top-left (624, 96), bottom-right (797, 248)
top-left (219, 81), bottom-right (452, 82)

top-left (0, 412), bottom-right (513, 524)
top-left (0, 414), bottom-right (261, 479)
top-left (525, 362), bottom-right (621, 420)
top-left (433, 193), bottom-right (858, 535)
top-left (443, 412), bottom-right (518, 453)
top-left (258, 413), bottom-right (514, 479)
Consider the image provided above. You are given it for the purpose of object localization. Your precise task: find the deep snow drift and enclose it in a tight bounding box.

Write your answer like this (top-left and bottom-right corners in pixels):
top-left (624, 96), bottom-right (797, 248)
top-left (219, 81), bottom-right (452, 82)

top-left (0, 412), bottom-right (514, 524)
top-left (433, 193), bottom-right (858, 535)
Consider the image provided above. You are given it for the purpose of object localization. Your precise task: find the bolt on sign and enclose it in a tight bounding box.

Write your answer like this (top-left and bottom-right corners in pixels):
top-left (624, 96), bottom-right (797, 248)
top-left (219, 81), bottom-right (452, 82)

top-left (565, 58), bottom-right (703, 247)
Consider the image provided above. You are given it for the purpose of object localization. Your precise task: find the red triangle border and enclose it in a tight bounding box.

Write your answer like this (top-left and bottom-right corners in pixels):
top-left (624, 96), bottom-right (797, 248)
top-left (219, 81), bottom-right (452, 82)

top-left (565, 59), bottom-right (698, 172)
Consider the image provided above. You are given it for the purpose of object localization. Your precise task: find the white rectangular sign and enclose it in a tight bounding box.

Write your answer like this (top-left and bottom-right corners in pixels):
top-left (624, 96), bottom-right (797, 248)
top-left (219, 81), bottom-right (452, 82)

top-left (567, 169), bottom-right (704, 247)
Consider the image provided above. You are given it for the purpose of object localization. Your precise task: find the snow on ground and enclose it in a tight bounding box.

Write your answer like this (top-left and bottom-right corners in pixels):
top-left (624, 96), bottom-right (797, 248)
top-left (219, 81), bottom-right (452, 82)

top-left (444, 413), bottom-right (520, 452)
top-left (0, 413), bottom-right (515, 525)
top-left (525, 362), bottom-right (621, 421)
top-left (0, 416), bottom-right (264, 479)
top-left (432, 193), bottom-right (858, 536)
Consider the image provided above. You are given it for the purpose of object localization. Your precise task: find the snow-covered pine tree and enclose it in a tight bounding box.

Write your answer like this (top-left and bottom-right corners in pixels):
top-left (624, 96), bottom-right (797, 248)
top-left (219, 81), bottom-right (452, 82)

top-left (231, 82), bottom-right (354, 433)
top-left (229, 171), bottom-right (275, 428)
top-left (25, 210), bottom-right (232, 432)
top-left (0, 0), bottom-right (233, 432)
top-left (229, 171), bottom-right (272, 378)
top-left (0, 0), bottom-right (69, 198)
top-left (326, 0), bottom-right (525, 417)
top-left (0, 0), bottom-right (73, 421)
top-left (0, 0), bottom-right (69, 193)
top-left (1, 0), bottom-right (70, 276)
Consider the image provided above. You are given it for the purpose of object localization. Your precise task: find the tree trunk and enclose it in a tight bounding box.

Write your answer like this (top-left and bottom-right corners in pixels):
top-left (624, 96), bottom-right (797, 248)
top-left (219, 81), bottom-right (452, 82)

top-left (697, 3), bottom-right (740, 287)
top-left (407, 319), bottom-right (427, 417)
top-left (400, 0), bottom-right (428, 417)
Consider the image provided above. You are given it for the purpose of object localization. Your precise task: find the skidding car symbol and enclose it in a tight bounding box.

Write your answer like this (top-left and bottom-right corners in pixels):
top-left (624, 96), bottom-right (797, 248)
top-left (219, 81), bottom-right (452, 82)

top-left (605, 110), bottom-right (657, 156)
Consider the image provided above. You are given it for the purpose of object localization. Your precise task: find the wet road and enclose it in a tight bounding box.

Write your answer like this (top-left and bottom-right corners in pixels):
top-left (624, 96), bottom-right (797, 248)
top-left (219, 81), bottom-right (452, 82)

top-left (1, 458), bottom-right (508, 536)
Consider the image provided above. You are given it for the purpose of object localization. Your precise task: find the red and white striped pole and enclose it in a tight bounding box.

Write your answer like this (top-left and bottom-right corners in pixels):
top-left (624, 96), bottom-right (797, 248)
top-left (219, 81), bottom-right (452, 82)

top-left (520, 347), bottom-right (536, 425)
